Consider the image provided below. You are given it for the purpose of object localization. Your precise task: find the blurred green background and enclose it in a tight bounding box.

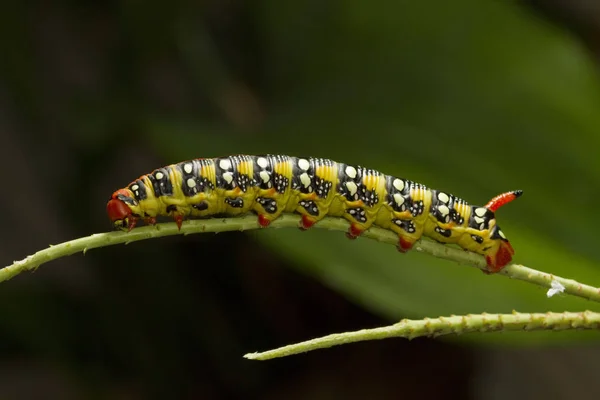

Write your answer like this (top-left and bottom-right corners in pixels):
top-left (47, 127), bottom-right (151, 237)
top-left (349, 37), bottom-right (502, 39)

top-left (1, 0), bottom-right (600, 399)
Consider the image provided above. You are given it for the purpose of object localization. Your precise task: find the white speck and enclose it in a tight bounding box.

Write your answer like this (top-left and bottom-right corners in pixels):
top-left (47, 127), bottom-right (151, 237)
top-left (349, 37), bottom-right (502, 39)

top-left (547, 280), bottom-right (565, 298)
top-left (498, 230), bottom-right (506, 239)
top-left (393, 178), bottom-right (404, 192)
top-left (155, 172), bottom-right (164, 180)
top-left (300, 173), bottom-right (311, 187)
top-left (187, 178), bottom-right (196, 188)
top-left (346, 181), bottom-right (358, 196)
top-left (184, 163), bottom-right (193, 174)
top-left (298, 158), bottom-right (310, 171)
top-left (223, 172), bottom-right (234, 184)
top-left (475, 207), bottom-right (487, 217)
top-left (131, 184), bottom-right (139, 191)
top-left (257, 157), bottom-right (269, 169)
top-left (474, 216), bottom-right (485, 224)
top-left (345, 166), bottom-right (357, 179)
top-left (260, 170), bottom-right (270, 183)
top-left (219, 159), bottom-right (232, 170)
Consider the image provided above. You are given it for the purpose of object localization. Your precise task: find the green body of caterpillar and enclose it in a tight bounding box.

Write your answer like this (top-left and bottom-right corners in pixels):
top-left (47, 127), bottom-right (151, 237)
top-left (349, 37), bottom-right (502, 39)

top-left (107, 155), bottom-right (521, 272)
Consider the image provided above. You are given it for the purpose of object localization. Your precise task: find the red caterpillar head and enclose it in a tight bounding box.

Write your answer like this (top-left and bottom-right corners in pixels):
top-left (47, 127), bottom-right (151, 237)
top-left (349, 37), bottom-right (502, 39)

top-left (107, 189), bottom-right (137, 230)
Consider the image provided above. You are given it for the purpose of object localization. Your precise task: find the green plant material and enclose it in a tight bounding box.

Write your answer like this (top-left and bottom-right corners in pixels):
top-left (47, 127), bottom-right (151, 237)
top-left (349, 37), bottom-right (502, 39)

top-left (244, 311), bottom-right (600, 361)
top-left (3, 217), bottom-right (600, 358)
top-left (2, 215), bottom-right (599, 303)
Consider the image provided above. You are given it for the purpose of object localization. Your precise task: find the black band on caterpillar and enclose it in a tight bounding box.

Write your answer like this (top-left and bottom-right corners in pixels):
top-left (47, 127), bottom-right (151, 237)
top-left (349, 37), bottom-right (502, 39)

top-left (106, 155), bottom-right (522, 273)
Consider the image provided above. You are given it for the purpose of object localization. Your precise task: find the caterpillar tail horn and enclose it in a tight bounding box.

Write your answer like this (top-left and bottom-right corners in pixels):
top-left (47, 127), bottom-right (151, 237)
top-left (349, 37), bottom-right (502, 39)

top-left (485, 190), bottom-right (523, 213)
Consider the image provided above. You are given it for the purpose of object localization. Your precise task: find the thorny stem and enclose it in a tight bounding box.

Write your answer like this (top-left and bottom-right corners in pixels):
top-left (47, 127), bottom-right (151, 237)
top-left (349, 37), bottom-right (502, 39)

top-left (243, 311), bottom-right (600, 360)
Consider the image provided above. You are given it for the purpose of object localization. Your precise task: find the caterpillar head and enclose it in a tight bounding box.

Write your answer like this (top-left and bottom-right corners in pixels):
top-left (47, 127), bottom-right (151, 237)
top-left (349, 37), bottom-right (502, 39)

top-left (107, 189), bottom-right (138, 231)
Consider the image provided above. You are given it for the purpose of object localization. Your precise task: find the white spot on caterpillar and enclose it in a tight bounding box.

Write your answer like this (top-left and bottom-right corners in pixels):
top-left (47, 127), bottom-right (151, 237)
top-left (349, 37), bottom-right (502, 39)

top-left (438, 205), bottom-right (449, 216)
top-left (187, 178), bottom-right (196, 188)
top-left (223, 172), bottom-right (234, 184)
top-left (393, 178), bottom-right (404, 192)
top-left (260, 170), bottom-right (270, 183)
top-left (437, 192), bottom-right (449, 203)
top-left (257, 157), bottom-right (268, 169)
top-left (184, 163), bottom-right (193, 174)
top-left (346, 181), bottom-right (358, 196)
top-left (219, 159), bottom-right (232, 170)
top-left (475, 207), bottom-right (487, 217)
top-left (498, 230), bottom-right (506, 239)
top-left (298, 159), bottom-right (310, 171)
top-left (131, 184), bottom-right (139, 191)
top-left (155, 172), bottom-right (164, 180)
top-left (300, 173), bottom-right (311, 187)
top-left (345, 166), bottom-right (357, 179)
top-left (474, 216), bottom-right (485, 224)
top-left (479, 223), bottom-right (485, 230)
top-left (393, 193), bottom-right (404, 206)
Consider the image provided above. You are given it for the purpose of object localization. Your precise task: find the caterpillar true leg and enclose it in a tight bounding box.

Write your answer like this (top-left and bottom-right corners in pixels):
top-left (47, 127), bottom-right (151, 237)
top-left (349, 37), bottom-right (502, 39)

top-left (144, 216), bottom-right (157, 226)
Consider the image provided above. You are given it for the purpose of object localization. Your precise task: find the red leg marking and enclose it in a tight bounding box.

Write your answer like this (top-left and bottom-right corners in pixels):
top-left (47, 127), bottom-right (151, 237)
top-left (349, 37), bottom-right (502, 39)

top-left (484, 241), bottom-right (514, 274)
top-left (484, 190), bottom-right (523, 213)
top-left (173, 214), bottom-right (184, 230)
top-left (397, 237), bottom-right (414, 253)
top-left (127, 217), bottom-right (138, 231)
top-left (258, 214), bottom-right (271, 228)
top-left (345, 223), bottom-right (363, 240)
top-left (144, 217), bottom-right (157, 226)
top-left (299, 215), bottom-right (316, 230)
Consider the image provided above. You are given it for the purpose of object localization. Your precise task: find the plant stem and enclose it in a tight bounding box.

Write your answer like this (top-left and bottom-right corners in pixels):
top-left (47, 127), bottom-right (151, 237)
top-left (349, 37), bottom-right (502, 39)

top-left (244, 311), bottom-right (600, 360)
top-left (1, 215), bottom-right (599, 304)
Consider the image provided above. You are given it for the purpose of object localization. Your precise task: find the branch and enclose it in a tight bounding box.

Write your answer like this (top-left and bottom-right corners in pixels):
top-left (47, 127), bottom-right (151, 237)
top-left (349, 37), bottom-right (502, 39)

top-left (244, 311), bottom-right (600, 360)
top-left (2, 215), bottom-right (599, 303)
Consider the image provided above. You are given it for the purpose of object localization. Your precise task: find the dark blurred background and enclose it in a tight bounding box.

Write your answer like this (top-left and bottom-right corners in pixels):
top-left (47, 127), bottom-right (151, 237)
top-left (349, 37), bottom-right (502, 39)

top-left (1, 0), bottom-right (600, 399)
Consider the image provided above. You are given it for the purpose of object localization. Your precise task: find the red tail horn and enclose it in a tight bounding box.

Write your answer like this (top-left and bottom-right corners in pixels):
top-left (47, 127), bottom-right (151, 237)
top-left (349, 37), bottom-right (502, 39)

top-left (485, 190), bottom-right (523, 213)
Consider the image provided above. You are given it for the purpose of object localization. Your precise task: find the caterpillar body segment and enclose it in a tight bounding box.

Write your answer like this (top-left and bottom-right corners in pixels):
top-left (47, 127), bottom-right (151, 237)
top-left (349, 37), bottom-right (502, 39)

top-left (106, 155), bottom-right (521, 273)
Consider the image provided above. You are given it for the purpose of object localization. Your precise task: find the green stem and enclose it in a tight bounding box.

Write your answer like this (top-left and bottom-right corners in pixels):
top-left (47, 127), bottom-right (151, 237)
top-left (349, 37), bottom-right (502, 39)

top-left (244, 311), bottom-right (600, 360)
top-left (2, 215), bottom-right (599, 304)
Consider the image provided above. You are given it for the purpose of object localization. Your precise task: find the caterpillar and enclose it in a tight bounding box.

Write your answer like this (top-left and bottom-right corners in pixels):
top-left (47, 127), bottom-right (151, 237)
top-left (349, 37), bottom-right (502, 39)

top-left (106, 155), bottom-right (521, 273)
